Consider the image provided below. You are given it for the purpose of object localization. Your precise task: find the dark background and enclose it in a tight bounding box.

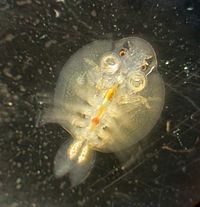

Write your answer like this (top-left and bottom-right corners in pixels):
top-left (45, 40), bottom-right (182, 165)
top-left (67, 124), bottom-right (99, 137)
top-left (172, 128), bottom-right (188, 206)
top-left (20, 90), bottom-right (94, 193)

top-left (0, 0), bottom-right (200, 206)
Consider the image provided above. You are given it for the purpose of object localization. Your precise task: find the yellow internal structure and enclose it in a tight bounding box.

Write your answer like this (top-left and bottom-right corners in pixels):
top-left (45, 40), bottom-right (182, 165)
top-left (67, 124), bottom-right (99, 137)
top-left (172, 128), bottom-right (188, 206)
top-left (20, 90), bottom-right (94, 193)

top-left (68, 141), bottom-right (82, 160)
top-left (90, 84), bottom-right (118, 130)
top-left (68, 141), bottom-right (90, 164)
top-left (78, 145), bottom-right (89, 163)
top-left (67, 84), bottom-right (118, 164)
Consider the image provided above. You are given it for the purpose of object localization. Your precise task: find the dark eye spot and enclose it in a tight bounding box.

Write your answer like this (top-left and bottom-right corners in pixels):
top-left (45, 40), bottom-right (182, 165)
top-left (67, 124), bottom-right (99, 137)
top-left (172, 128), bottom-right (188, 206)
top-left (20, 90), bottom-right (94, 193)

top-left (145, 56), bottom-right (153, 65)
top-left (141, 64), bottom-right (147, 71)
top-left (119, 49), bottom-right (126, 56)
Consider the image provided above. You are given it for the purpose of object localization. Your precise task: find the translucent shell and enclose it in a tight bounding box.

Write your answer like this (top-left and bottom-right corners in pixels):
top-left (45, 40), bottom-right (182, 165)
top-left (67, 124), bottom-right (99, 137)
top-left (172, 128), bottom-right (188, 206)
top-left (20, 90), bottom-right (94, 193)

top-left (43, 37), bottom-right (165, 186)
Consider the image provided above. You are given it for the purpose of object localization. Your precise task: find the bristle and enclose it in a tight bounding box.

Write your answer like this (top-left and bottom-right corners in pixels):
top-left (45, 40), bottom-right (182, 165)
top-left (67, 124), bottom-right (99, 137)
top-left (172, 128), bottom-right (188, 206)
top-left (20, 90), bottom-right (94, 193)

top-left (75, 87), bottom-right (98, 107)
top-left (64, 103), bottom-right (93, 117)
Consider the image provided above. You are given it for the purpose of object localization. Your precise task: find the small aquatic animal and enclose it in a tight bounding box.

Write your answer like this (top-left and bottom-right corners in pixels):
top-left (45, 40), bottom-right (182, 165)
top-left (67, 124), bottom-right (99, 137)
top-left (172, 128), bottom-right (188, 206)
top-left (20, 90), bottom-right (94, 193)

top-left (43, 37), bottom-right (165, 186)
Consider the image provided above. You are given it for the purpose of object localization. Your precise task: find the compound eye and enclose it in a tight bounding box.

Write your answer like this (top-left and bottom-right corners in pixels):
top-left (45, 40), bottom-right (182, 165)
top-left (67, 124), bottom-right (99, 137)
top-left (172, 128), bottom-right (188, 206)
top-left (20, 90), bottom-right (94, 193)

top-left (100, 53), bottom-right (121, 74)
top-left (127, 71), bottom-right (147, 92)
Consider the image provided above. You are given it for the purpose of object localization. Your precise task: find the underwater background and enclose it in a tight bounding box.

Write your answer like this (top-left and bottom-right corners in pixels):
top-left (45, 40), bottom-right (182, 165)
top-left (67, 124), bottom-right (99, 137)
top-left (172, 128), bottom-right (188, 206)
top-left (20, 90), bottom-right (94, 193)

top-left (0, 0), bottom-right (200, 206)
